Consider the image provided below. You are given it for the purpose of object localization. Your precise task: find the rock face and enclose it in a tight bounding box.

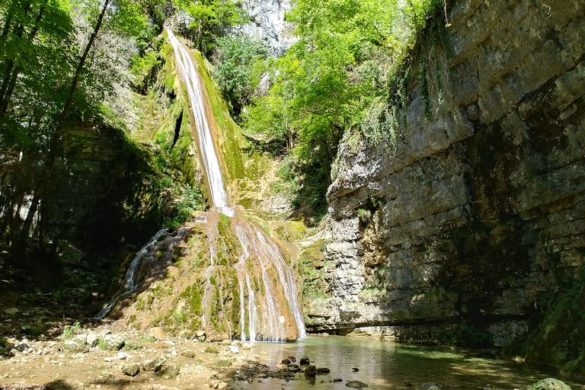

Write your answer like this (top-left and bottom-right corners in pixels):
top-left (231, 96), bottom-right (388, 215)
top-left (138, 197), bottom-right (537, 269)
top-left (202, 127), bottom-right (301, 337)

top-left (309, 0), bottom-right (585, 348)
top-left (239, 0), bottom-right (294, 54)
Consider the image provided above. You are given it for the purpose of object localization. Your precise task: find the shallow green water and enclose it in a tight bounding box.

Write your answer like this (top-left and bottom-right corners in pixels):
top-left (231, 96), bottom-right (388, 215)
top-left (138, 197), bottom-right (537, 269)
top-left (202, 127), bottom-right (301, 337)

top-left (234, 336), bottom-right (575, 390)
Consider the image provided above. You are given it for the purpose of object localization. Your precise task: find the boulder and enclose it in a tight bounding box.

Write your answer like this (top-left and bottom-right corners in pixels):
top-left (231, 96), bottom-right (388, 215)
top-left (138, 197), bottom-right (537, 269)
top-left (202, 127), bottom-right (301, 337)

top-left (122, 364), bottom-right (140, 377)
top-left (525, 378), bottom-right (571, 390)
top-left (63, 340), bottom-right (89, 353)
top-left (143, 357), bottom-right (166, 372)
top-left (157, 363), bottom-right (180, 379)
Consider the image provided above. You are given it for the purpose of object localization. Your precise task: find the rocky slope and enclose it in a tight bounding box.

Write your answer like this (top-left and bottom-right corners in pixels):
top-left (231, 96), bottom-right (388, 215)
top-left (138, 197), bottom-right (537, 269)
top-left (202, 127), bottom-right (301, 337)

top-left (306, 0), bottom-right (585, 353)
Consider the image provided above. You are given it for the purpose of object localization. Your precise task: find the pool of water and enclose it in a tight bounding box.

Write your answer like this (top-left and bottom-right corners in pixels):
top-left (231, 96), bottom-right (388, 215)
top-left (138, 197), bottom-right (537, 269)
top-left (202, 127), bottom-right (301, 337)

top-left (233, 336), bottom-right (575, 390)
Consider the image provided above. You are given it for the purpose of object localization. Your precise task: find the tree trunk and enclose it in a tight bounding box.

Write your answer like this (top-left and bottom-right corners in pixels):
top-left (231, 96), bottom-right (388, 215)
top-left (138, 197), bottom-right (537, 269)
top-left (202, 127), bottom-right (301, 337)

top-left (0, 0), bottom-right (17, 43)
top-left (0, 0), bottom-right (47, 116)
top-left (54, 0), bottom-right (111, 135)
top-left (37, 0), bottom-right (110, 250)
top-left (11, 194), bottom-right (38, 255)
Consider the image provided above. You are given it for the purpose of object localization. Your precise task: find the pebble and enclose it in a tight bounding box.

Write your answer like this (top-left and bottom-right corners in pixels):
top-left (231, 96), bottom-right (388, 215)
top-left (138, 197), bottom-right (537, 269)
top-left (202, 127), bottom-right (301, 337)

top-left (346, 380), bottom-right (369, 388)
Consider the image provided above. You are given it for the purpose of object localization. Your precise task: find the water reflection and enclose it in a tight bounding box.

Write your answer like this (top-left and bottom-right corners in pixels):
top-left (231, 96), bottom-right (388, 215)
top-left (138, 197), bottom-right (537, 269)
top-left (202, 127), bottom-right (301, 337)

top-left (234, 336), bottom-right (572, 389)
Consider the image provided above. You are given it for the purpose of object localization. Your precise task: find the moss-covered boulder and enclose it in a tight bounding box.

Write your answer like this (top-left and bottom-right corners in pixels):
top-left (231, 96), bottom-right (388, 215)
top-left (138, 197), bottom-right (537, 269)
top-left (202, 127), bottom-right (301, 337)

top-left (524, 378), bottom-right (571, 390)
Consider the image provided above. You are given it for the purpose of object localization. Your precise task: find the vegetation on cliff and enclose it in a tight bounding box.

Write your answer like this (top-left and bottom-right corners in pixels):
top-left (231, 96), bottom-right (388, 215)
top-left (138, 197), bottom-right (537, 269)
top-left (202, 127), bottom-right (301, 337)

top-left (228, 0), bottom-right (443, 218)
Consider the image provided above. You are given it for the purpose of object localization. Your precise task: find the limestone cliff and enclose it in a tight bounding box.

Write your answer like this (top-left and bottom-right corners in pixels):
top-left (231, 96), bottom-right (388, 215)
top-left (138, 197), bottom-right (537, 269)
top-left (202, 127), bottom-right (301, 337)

top-left (239, 0), bottom-right (294, 54)
top-left (307, 0), bottom-right (585, 353)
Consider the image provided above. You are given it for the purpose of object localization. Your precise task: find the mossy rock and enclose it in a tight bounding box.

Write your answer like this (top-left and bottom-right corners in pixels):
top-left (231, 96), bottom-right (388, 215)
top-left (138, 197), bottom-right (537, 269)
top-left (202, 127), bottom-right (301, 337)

top-left (524, 378), bottom-right (571, 390)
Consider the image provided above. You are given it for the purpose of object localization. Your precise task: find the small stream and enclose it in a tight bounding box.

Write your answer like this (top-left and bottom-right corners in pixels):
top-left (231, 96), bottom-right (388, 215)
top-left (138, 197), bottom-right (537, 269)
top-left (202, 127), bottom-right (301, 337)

top-left (235, 336), bottom-right (568, 390)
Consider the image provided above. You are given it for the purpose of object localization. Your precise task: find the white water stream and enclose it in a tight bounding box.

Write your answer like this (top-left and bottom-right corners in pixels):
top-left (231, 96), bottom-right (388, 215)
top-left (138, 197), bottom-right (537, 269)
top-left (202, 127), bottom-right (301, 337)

top-left (98, 29), bottom-right (305, 341)
top-left (168, 29), bottom-right (305, 341)
top-left (167, 30), bottom-right (234, 218)
top-left (94, 228), bottom-right (168, 320)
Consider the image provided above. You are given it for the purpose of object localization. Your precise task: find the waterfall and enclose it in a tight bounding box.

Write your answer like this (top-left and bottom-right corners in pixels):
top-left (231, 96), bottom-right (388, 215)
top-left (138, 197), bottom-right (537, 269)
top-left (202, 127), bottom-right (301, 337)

top-left (167, 29), bottom-right (306, 341)
top-left (167, 30), bottom-right (234, 218)
top-left (94, 228), bottom-right (168, 320)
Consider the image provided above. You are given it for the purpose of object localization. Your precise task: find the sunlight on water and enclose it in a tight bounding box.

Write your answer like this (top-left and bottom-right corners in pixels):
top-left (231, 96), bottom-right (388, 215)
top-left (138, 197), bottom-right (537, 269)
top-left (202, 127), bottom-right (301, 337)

top-left (236, 336), bottom-right (561, 390)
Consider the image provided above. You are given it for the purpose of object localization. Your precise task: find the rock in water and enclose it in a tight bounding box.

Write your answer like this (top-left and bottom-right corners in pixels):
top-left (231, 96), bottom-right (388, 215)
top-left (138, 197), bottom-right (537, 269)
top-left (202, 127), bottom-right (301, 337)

top-left (316, 367), bottom-right (331, 374)
top-left (122, 364), bottom-right (140, 377)
top-left (300, 356), bottom-right (310, 365)
top-left (525, 378), bottom-right (571, 390)
top-left (304, 365), bottom-right (317, 378)
top-left (287, 363), bottom-right (300, 372)
top-left (346, 381), bottom-right (368, 388)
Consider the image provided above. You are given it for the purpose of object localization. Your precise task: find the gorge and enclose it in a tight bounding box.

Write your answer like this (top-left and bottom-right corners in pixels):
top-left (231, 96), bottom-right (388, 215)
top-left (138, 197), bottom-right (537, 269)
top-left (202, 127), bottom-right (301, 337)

top-left (0, 0), bottom-right (584, 388)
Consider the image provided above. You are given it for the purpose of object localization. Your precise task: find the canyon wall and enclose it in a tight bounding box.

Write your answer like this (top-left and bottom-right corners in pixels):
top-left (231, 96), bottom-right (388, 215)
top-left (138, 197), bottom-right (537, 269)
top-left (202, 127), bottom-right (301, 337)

top-left (239, 0), bottom-right (294, 54)
top-left (306, 0), bottom-right (585, 349)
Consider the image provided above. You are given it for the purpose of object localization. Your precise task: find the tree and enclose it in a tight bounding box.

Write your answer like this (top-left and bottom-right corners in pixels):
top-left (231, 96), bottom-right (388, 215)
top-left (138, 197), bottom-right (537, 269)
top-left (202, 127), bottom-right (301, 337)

top-left (212, 33), bottom-right (267, 118)
top-left (172, 0), bottom-right (247, 56)
top-left (242, 0), bottom-right (440, 217)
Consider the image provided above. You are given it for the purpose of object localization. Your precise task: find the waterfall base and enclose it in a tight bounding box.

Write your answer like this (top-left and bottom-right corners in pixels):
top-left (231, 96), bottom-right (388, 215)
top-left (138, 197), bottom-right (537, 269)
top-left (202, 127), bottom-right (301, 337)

top-left (102, 211), bottom-right (305, 342)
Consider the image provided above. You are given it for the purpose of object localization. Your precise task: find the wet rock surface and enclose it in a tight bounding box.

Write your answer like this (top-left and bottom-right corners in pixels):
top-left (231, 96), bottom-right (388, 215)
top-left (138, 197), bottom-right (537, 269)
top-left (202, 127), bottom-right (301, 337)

top-left (345, 381), bottom-right (368, 389)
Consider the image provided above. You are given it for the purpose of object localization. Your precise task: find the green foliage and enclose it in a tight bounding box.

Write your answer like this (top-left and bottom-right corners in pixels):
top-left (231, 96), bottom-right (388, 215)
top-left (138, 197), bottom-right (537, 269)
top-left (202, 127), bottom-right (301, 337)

top-left (61, 321), bottom-right (82, 339)
top-left (300, 239), bottom-right (330, 300)
top-left (0, 0), bottom-right (172, 153)
top-left (212, 33), bottom-right (268, 118)
top-left (510, 270), bottom-right (585, 377)
top-left (172, 0), bottom-right (247, 56)
top-left (242, 0), bottom-right (443, 218)
top-left (164, 184), bottom-right (205, 229)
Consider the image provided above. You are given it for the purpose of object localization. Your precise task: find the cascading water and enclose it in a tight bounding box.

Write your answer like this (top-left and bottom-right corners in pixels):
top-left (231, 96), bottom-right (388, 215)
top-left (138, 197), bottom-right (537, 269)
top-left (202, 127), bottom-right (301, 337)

top-left (167, 29), bottom-right (306, 341)
top-left (94, 228), bottom-right (169, 320)
top-left (167, 29), bottom-right (234, 218)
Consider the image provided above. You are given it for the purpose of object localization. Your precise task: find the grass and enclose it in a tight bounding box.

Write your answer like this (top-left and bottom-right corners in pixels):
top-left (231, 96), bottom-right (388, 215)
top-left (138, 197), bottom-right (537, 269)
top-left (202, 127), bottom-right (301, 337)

top-left (61, 321), bottom-right (82, 340)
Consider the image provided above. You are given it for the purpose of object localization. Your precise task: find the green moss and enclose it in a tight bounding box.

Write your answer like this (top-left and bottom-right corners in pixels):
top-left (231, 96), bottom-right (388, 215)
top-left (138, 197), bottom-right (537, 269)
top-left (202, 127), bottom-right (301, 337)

top-left (192, 51), bottom-right (246, 184)
top-left (216, 215), bottom-right (241, 266)
top-left (300, 239), bottom-right (330, 301)
top-left (181, 283), bottom-right (204, 316)
top-left (510, 269), bottom-right (585, 378)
